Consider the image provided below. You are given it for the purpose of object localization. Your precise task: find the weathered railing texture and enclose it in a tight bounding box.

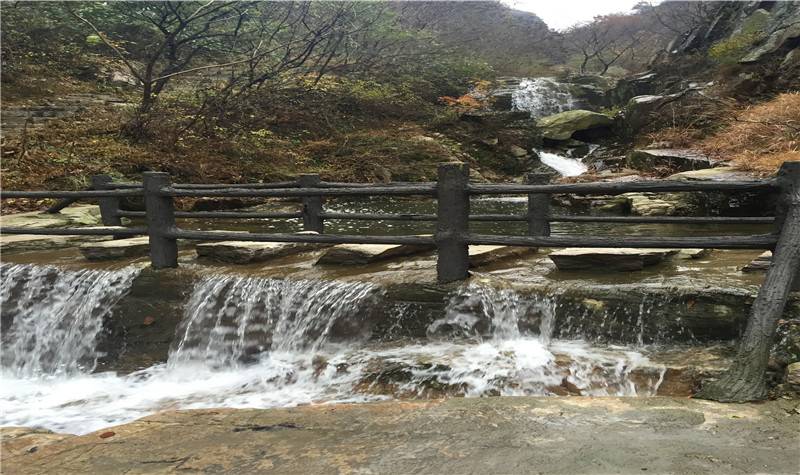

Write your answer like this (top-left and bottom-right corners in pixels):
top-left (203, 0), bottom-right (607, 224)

top-left (2, 161), bottom-right (799, 403)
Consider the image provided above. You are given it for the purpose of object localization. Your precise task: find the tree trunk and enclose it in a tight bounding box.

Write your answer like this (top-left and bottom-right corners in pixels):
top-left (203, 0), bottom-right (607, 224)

top-left (123, 83), bottom-right (155, 141)
top-left (695, 162), bottom-right (800, 402)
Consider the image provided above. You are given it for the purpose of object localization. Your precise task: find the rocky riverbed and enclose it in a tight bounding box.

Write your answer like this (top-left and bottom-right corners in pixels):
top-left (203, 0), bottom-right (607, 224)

top-left (3, 397), bottom-right (799, 474)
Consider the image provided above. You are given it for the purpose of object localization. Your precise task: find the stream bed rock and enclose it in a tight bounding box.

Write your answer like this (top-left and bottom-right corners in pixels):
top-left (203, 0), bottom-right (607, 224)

top-left (4, 398), bottom-right (798, 475)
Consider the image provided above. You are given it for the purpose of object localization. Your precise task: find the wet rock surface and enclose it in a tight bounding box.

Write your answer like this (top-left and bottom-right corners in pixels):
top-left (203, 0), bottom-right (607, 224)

top-left (626, 149), bottom-right (716, 172)
top-left (79, 236), bottom-right (150, 260)
top-left (4, 398), bottom-right (798, 475)
top-left (196, 239), bottom-right (325, 264)
top-left (548, 248), bottom-right (676, 271)
top-left (537, 109), bottom-right (613, 141)
top-left (316, 243), bottom-right (435, 265)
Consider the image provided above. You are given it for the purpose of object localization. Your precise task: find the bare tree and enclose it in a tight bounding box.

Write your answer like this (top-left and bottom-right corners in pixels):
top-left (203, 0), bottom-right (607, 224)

top-left (67, 1), bottom-right (398, 139)
top-left (564, 14), bottom-right (646, 75)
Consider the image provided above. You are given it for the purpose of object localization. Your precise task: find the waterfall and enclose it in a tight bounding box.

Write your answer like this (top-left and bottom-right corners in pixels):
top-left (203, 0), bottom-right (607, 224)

top-left (169, 275), bottom-right (379, 367)
top-left (415, 282), bottom-right (664, 397)
top-left (0, 263), bottom-right (139, 377)
top-left (538, 150), bottom-right (588, 177)
top-left (0, 272), bottom-right (666, 435)
top-left (512, 78), bottom-right (576, 118)
top-left (429, 283), bottom-right (556, 342)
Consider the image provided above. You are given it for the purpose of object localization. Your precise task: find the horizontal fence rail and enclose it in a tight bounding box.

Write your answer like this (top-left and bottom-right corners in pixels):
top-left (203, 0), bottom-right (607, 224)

top-left (0, 163), bottom-right (794, 287)
top-left (468, 180), bottom-right (779, 195)
top-left (162, 185), bottom-right (438, 198)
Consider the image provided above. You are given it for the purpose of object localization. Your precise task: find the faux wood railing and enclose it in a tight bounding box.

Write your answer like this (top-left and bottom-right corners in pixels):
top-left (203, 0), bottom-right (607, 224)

top-left (2, 161), bottom-right (799, 402)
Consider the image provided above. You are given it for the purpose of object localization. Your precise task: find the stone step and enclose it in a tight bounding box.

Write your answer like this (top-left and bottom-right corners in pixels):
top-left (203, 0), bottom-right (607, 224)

top-left (0, 227), bottom-right (123, 252)
top-left (468, 245), bottom-right (537, 267)
top-left (316, 242), bottom-right (435, 265)
top-left (741, 251), bottom-right (772, 272)
top-left (80, 236), bottom-right (150, 260)
top-left (196, 234), bottom-right (328, 264)
top-left (548, 248), bottom-right (679, 271)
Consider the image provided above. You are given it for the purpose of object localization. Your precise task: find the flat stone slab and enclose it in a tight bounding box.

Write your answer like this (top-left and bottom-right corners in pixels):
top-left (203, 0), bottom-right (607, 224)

top-left (549, 247), bottom-right (678, 271)
top-left (80, 236), bottom-right (150, 260)
top-left (469, 245), bottom-right (537, 267)
top-left (3, 398), bottom-right (798, 475)
top-left (197, 238), bottom-right (326, 264)
top-left (742, 251), bottom-right (772, 272)
top-left (0, 205), bottom-right (102, 228)
top-left (676, 248), bottom-right (711, 259)
top-left (316, 242), bottom-right (434, 265)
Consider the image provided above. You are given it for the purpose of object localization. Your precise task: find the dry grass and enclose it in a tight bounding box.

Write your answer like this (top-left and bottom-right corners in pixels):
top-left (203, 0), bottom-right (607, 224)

top-left (645, 92), bottom-right (800, 175)
top-left (701, 92), bottom-right (800, 175)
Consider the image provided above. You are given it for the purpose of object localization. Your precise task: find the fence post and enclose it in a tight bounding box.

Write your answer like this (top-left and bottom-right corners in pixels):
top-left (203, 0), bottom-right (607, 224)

top-left (299, 174), bottom-right (324, 233)
top-left (776, 161), bottom-right (800, 291)
top-left (436, 162), bottom-right (470, 283)
top-left (143, 172), bottom-right (178, 269)
top-left (696, 161), bottom-right (800, 402)
top-left (526, 172), bottom-right (551, 236)
top-left (91, 174), bottom-right (122, 226)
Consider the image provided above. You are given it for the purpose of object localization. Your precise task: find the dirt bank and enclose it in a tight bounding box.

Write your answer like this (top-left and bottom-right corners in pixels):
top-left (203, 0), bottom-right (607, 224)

top-left (3, 397), bottom-right (798, 474)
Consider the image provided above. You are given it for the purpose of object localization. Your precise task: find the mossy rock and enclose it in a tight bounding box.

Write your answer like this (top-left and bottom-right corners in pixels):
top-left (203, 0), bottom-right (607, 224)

top-left (536, 110), bottom-right (613, 141)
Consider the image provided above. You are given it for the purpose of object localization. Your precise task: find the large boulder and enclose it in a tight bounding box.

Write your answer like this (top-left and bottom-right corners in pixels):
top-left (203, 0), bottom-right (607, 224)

top-left (626, 149), bottom-right (717, 172)
top-left (622, 93), bottom-right (685, 135)
top-left (537, 110), bottom-right (613, 141)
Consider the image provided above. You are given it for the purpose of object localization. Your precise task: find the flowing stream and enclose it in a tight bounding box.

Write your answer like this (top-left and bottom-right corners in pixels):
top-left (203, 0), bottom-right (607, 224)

top-left (1, 267), bottom-right (665, 435)
top-left (538, 150), bottom-right (588, 177)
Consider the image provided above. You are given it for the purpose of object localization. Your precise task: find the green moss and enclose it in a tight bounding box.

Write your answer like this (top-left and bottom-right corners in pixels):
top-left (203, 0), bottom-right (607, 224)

top-left (709, 10), bottom-right (770, 64)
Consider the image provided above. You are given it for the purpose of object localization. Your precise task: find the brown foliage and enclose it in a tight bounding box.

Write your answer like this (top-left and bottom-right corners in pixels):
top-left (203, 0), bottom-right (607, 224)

top-left (700, 92), bottom-right (800, 175)
top-left (647, 93), bottom-right (799, 175)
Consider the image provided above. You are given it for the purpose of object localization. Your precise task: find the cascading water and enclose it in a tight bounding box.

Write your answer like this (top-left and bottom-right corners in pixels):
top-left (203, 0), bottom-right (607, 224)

top-left (170, 275), bottom-right (378, 367)
top-left (512, 78), bottom-right (576, 118)
top-left (538, 150), bottom-right (588, 177)
top-left (1, 271), bottom-right (665, 435)
top-left (1, 263), bottom-right (140, 377)
top-left (392, 283), bottom-right (664, 398)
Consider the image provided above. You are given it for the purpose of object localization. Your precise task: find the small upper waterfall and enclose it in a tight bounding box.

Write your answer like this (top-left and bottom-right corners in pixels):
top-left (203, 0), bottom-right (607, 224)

top-left (1, 263), bottom-right (140, 377)
top-left (512, 78), bottom-right (576, 118)
top-left (538, 150), bottom-right (589, 177)
top-left (169, 275), bottom-right (380, 367)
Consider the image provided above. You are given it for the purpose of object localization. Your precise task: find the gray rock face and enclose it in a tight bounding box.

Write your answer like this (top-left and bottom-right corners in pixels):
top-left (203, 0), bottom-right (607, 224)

top-left (626, 149), bottom-right (716, 172)
top-left (622, 93), bottom-right (685, 134)
top-left (549, 248), bottom-right (677, 271)
top-left (786, 362), bottom-right (800, 386)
